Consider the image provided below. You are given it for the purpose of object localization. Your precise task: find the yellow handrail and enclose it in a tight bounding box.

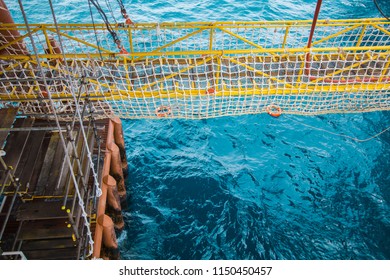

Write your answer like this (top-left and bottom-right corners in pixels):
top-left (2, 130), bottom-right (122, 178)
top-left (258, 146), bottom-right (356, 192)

top-left (0, 18), bottom-right (389, 119)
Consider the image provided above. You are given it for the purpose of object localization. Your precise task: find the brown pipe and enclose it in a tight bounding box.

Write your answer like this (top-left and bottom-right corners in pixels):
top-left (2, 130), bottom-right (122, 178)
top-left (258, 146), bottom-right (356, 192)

top-left (97, 214), bottom-right (120, 260)
top-left (92, 153), bottom-right (109, 259)
top-left (0, 0), bottom-right (29, 55)
top-left (93, 120), bottom-right (114, 258)
top-left (93, 119), bottom-right (129, 258)
top-left (305, 0), bottom-right (323, 75)
top-left (112, 117), bottom-right (126, 155)
top-left (108, 142), bottom-right (126, 205)
top-left (112, 117), bottom-right (128, 177)
top-left (104, 175), bottom-right (124, 231)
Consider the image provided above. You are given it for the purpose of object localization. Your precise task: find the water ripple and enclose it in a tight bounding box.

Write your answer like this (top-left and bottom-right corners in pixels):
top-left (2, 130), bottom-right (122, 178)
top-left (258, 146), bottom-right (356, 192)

top-left (121, 112), bottom-right (390, 260)
top-left (7, 0), bottom-right (381, 23)
top-left (9, 0), bottom-right (389, 260)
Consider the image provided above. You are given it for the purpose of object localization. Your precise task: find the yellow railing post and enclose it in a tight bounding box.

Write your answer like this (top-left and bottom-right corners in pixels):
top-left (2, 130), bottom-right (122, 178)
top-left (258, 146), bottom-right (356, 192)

top-left (42, 26), bottom-right (54, 55)
top-left (128, 26), bottom-right (134, 61)
top-left (209, 24), bottom-right (214, 51)
top-left (123, 56), bottom-right (132, 92)
top-left (1, 18), bottom-right (390, 119)
top-left (282, 25), bottom-right (290, 49)
top-left (356, 24), bottom-right (367, 47)
top-left (216, 55), bottom-right (221, 91)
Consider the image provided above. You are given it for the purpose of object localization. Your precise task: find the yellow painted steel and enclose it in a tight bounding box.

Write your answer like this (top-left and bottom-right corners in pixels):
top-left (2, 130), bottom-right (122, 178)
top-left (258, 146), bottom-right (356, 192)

top-left (0, 26), bottom-right (40, 52)
top-left (140, 56), bottom-right (213, 91)
top-left (225, 56), bottom-right (296, 89)
top-left (131, 28), bottom-right (205, 62)
top-left (3, 81), bottom-right (389, 102)
top-left (306, 52), bottom-right (388, 85)
top-left (45, 27), bottom-right (112, 53)
top-left (282, 25), bottom-right (290, 49)
top-left (1, 55), bottom-right (389, 99)
top-left (1, 45), bottom-right (390, 61)
top-left (0, 18), bottom-right (388, 30)
top-left (372, 24), bottom-right (390, 36)
top-left (0, 19), bottom-right (388, 59)
top-left (217, 27), bottom-right (268, 51)
top-left (311, 24), bottom-right (361, 46)
top-left (355, 24), bottom-right (367, 47)
top-left (209, 25), bottom-right (214, 51)
top-left (0, 18), bottom-right (389, 119)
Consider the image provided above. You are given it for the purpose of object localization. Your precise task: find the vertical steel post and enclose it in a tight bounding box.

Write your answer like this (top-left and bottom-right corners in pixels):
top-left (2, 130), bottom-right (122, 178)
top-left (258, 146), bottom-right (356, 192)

top-left (305, 0), bottom-right (323, 75)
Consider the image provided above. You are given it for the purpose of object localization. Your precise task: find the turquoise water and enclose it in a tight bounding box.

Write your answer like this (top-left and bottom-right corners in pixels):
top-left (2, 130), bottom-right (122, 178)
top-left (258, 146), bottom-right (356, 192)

top-left (121, 113), bottom-right (390, 260)
top-left (7, 0), bottom-right (382, 23)
top-left (8, 0), bottom-right (390, 259)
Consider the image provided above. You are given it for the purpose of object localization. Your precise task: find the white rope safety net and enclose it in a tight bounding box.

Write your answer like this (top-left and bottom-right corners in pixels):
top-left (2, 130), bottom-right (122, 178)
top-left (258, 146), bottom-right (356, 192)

top-left (0, 19), bottom-right (390, 120)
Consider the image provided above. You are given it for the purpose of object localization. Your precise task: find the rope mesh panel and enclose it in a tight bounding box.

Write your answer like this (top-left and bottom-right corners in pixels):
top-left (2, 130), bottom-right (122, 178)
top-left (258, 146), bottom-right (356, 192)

top-left (0, 19), bottom-right (390, 119)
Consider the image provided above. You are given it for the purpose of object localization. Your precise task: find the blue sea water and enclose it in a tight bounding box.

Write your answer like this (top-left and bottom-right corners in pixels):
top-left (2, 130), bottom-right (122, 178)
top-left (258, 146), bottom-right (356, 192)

top-left (7, 0), bottom-right (390, 259)
top-left (6, 0), bottom-right (382, 23)
top-left (121, 113), bottom-right (390, 260)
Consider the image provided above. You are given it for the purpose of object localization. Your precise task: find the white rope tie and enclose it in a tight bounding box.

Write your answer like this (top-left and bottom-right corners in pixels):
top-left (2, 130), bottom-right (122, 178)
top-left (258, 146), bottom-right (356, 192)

top-left (285, 115), bottom-right (390, 142)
